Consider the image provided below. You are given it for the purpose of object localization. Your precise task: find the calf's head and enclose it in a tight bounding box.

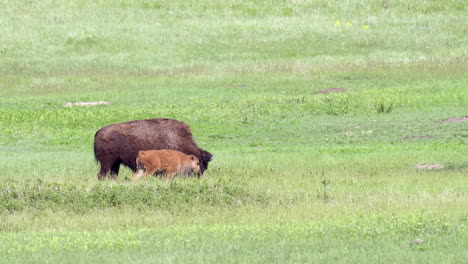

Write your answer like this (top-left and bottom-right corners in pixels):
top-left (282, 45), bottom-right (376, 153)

top-left (189, 155), bottom-right (201, 175)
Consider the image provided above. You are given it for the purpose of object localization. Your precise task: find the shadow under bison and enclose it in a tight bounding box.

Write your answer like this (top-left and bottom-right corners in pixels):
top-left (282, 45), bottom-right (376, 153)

top-left (94, 118), bottom-right (213, 180)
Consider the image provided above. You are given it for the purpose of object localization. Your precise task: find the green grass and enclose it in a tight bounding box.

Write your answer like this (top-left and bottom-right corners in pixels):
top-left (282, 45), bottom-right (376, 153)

top-left (1, 223), bottom-right (466, 264)
top-left (0, 0), bottom-right (467, 262)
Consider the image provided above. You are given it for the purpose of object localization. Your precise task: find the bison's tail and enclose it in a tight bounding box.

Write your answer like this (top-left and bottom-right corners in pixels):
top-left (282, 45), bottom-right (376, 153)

top-left (93, 130), bottom-right (101, 164)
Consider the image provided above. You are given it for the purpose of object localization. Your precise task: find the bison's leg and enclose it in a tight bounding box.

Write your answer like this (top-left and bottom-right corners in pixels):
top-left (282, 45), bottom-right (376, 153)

top-left (109, 162), bottom-right (121, 180)
top-left (97, 170), bottom-right (108, 180)
top-left (97, 157), bottom-right (119, 180)
top-left (97, 162), bottom-right (112, 180)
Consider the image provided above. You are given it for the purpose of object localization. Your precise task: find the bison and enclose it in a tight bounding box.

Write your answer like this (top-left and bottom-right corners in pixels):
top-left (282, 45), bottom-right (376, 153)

top-left (133, 149), bottom-right (201, 180)
top-left (94, 118), bottom-right (213, 180)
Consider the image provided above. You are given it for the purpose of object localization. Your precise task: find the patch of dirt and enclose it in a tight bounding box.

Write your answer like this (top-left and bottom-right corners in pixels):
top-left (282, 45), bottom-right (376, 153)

top-left (228, 84), bottom-right (249, 88)
top-left (415, 164), bottom-right (444, 170)
top-left (404, 135), bottom-right (434, 140)
top-left (64, 101), bottom-right (110, 107)
top-left (443, 116), bottom-right (468, 123)
top-left (315, 88), bottom-right (348, 94)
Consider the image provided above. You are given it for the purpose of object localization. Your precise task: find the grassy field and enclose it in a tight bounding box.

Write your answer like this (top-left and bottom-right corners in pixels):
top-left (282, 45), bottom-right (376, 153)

top-left (0, 0), bottom-right (467, 263)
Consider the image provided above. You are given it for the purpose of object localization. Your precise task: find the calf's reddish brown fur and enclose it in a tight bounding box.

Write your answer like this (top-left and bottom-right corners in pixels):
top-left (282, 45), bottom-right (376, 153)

top-left (133, 150), bottom-right (201, 180)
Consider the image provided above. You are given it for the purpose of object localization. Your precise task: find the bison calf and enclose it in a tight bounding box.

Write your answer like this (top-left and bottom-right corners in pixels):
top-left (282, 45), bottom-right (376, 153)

top-left (133, 150), bottom-right (201, 180)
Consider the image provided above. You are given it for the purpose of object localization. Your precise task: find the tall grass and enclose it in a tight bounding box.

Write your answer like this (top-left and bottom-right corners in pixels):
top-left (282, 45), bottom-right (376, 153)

top-left (1, 0), bottom-right (466, 79)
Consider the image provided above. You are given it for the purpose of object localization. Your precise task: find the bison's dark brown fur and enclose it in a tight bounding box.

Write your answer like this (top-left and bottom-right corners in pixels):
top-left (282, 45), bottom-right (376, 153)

top-left (94, 118), bottom-right (213, 180)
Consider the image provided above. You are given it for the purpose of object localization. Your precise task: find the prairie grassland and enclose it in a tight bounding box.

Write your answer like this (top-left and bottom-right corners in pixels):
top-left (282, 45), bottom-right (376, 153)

top-left (0, 0), bottom-right (467, 263)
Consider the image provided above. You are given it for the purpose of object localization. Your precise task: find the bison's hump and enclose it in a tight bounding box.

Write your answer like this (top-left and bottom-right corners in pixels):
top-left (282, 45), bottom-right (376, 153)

top-left (96, 118), bottom-right (191, 136)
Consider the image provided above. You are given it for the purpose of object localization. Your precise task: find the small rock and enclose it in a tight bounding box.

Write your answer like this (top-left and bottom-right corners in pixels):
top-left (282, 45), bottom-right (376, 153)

top-left (415, 164), bottom-right (444, 170)
top-left (64, 101), bottom-right (110, 107)
top-left (229, 84), bottom-right (249, 88)
top-left (410, 238), bottom-right (424, 245)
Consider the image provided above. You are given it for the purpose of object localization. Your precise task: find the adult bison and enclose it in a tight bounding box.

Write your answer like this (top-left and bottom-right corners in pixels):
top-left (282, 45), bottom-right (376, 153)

top-left (94, 118), bottom-right (213, 180)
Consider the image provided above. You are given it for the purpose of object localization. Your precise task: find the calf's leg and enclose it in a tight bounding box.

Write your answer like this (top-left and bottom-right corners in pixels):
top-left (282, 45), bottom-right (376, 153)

top-left (133, 169), bottom-right (145, 180)
top-left (143, 166), bottom-right (159, 180)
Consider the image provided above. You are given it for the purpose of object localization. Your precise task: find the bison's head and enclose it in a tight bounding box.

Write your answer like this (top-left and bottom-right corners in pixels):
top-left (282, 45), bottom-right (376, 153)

top-left (200, 149), bottom-right (214, 173)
